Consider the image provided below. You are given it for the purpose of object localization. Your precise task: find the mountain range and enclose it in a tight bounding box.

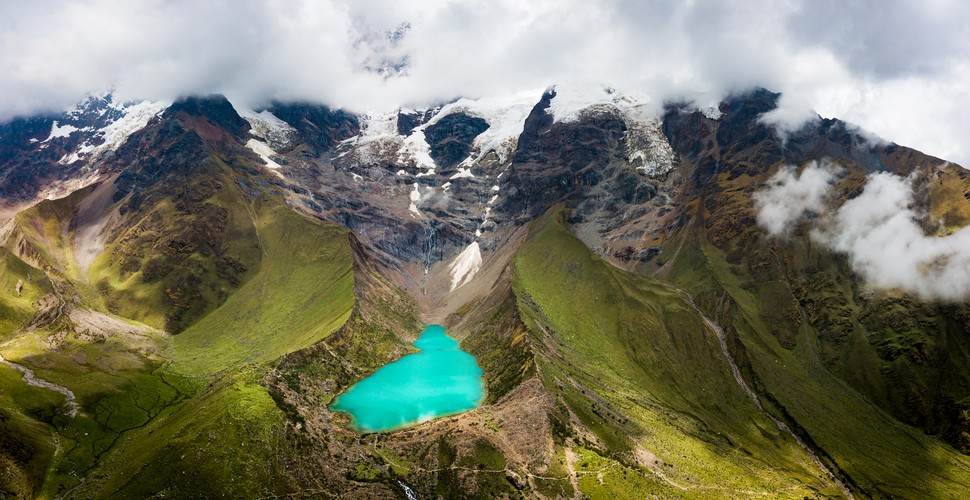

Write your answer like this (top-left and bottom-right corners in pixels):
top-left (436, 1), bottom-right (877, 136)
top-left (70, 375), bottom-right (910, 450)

top-left (0, 85), bottom-right (968, 498)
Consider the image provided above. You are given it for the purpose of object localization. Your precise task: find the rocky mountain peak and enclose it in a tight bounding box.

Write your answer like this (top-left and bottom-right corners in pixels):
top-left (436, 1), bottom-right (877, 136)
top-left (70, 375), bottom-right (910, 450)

top-left (165, 95), bottom-right (251, 140)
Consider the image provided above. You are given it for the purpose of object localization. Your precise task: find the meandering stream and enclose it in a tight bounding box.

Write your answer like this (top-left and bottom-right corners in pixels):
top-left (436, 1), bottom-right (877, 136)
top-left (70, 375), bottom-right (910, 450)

top-left (0, 353), bottom-right (79, 417)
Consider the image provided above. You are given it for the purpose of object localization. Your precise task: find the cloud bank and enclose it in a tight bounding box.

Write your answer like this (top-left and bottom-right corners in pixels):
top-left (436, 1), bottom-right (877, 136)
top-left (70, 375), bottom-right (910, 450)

top-left (756, 162), bottom-right (970, 301)
top-left (1, 0), bottom-right (969, 164)
top-left (753, 160), bottom-right (840, 237)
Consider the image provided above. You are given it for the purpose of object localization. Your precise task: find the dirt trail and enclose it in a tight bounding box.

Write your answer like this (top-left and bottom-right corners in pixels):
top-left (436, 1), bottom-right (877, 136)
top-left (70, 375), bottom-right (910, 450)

top-left (683, 292), bottom-right (853, 499)
top-left (0, 353), bottom-right (79, 417)
top-left (563, 445), bottom-right (581, 496)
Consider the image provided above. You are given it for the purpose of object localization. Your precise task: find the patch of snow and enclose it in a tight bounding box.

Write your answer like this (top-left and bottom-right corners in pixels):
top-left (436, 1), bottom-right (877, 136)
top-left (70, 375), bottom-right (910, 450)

top-left (547, 84), bottom-right (656, 124)
top-left (448, 241), bottom-right (482, 291)
top-left (491, 185), bottom-right (500, 192)
top-left (43, 121), bottom-right (79, 142)
top-left (396, 169), bottom-right (407, 176)
top-left (359, 111), bottom-right (400, 139)
top-left (245, 139), bottom-right (285, 177)
top-left (624, 119), bottom-right (676, 177)
top-left (351, 173), bottom-right (363, 182)
top-left (94, 100), bottom-right (167, 150)
top-left (408, 182), bottom-right (422, 215)
top-left (349, 111), bottom-right (405, 165)
top-left (59, 142), bottom-right (96, 165)
top-left (699, 106), bottom-right (723, 120)
top-left (398, 129), bottom-right (436, 174)
top-left (239, 108), bottom-right (297, 149)
top-left (450, 167), bottom-right (475, 179)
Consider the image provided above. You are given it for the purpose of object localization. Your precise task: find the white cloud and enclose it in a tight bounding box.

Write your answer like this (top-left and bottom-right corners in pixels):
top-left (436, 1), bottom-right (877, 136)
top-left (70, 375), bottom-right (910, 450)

top-left (758, 92), bottom-right (820, 140)
top-left (756, 163), bottom-right (970, 301)
top-left (753, 161), bottom-right (840, 237)
top-left (813, 172), bottom-right (970, 302)
top-left (1, 0), bottom-right (969, 164)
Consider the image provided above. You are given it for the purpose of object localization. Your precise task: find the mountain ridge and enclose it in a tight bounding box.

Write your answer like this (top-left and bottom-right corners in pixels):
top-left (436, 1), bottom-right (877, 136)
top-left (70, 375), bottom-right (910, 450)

top-left (0, 85), bottom-right (969, 498)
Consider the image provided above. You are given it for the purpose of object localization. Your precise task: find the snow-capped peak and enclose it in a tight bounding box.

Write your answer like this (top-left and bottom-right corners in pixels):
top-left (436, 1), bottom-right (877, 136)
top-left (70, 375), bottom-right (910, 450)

top-left (546, 84), bottom-right (676, 177)
top-left (423, 89), bottom-right (544, 166)
top-left (547, 84), bottom-right (658, 124)
top-left (58, 99), bottom-right (169, 165)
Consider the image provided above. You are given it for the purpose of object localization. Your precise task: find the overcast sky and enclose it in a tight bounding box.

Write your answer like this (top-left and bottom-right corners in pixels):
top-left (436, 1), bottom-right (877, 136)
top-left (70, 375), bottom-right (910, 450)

top-left (1, 0), bottom-right (968, 164)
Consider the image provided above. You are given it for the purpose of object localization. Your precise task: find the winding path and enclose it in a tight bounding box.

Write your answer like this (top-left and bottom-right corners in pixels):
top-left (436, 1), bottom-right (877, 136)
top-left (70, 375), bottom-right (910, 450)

top-left (0, 353), bottom-right (79, 417)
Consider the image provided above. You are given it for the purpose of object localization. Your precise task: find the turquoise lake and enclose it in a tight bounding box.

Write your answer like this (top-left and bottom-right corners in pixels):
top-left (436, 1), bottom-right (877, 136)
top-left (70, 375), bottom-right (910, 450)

top-left (330, 325), bottom-right (485, 432)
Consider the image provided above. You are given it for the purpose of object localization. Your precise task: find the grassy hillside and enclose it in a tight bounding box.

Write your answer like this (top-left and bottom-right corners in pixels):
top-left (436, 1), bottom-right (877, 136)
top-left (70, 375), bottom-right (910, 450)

top-left (170, 194), bottom-right (355, 376)
top-left (66, 193), bottom-right (360, 496)
top-left (87, 167), bottom-right (262, 333)
top-left (666, 228), bottom-right (970, 498)
top-left (0, 364), bottom-right (62, 499)
top-left (0, 248), bottom-right (50, 339)
top-left (0, 179), bottom-right (362, 498)
top-left (456, 271), bottom-right (536, 405)
top-left (10, 190), bottom-right (84, 277)
top-left (78, 367), bottom-right (287, 498)
top-left (511, 209), bottom-right (841, 497)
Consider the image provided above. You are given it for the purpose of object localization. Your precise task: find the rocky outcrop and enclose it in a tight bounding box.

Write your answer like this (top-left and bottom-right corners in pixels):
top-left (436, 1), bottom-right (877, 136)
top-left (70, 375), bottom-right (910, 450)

top-left (165, 95), bottom-right (251, 139)
top-left (267, 102), bottom-right (359, 155)
top-left (423, 112), bottom-right (489, 171)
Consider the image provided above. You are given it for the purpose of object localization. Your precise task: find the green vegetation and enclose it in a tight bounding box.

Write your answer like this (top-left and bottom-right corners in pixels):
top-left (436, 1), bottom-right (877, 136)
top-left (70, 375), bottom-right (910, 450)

top-left (11, 189), bottom-right (85, 277)
top-left (79, 367), bottom-right (286, 498)
top-left (170, 194), bottom-right (354, 376)
top-left (668, 234), bottom-right (970, 497)
top-left (0, 365), bottom-right (61, 499)
top-left (0, 156), bottom-right (363, 497)
top-left (459, 283), bottom-right (535, 404)
top-left (3, 130), bottom-right (968, 499)
top-left (0, 248), bottom-right (50, 340)
top-left (512, 209), bottom-right (839, 497)
top-left (87, 171), bottom-right (262, 332)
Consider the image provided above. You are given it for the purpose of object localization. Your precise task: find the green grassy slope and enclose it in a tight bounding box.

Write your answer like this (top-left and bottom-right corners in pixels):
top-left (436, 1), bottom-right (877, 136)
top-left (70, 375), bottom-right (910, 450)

top-left (669, 232), bottom-right (970, 498)
top-left (65, 194), bottom-right (362, 497)
top-left (0, 248), bottom-right (50, 339)
top-left (87, 170), bottom-right (262, 333)
top-left (0, 364), bottom-right (62, 499)
top-left (79, 367), bottom-right (286, 498)
top-left (10, 190), bottom-right (84, 277)
top-left (170, 194), bottom-right (355, 376)
top-left (455, 270), bottom-right (536, 404)
top-left (511, 210), bottom-right (840, 497)
top-left (0, 179), bottom-right (360, 497)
